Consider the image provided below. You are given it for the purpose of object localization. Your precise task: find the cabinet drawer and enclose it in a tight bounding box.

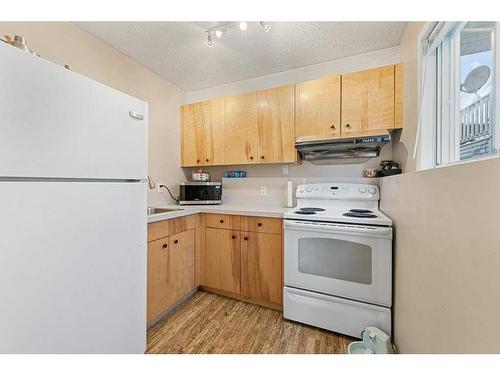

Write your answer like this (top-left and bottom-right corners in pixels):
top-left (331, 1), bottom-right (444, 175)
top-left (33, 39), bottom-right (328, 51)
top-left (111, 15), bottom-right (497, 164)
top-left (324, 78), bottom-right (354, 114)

top-left (205, 214), bottom-right (241, 230)
top-left (147, 214), bottom-right (196, 242)
top-left (240, 216), bottom-right (282, 234)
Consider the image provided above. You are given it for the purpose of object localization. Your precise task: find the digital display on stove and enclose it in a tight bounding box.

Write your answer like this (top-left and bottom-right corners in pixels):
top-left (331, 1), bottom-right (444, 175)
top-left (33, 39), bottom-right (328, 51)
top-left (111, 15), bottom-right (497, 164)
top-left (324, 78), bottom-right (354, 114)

top-left (330, 187), bottom-right (338, 190)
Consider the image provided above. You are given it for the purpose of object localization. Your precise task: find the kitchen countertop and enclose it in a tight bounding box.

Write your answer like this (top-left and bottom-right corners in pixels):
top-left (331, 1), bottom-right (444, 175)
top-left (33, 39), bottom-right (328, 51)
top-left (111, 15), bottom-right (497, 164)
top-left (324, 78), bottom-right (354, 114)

top-left (147, 204), bottom-right (287, 223)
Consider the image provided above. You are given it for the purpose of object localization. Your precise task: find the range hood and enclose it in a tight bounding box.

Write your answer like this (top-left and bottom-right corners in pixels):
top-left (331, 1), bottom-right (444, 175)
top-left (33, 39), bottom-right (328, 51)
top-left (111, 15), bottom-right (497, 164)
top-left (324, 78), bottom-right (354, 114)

top-left (295, 133), bottom-right (391, 161)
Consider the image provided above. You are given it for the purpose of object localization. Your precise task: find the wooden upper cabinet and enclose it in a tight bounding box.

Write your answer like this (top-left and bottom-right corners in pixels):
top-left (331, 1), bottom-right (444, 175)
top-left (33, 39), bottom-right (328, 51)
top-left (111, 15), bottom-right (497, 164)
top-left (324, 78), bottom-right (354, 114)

top-left (181, 98), bottom-right (225, 167)
top-left (225, 85), bottom-right (296, 165)
top-left (257, 85), bottom-right (296, 163)
top-left (341, 65), bottom-right (395, 137)
top-left (181, 102), bottom-right (204, 167)
top-left (295, 75), bottom-right (341, 141)
top-left (225, 92), bottom-right (259, 164)
top-left (395, 63), bottom-right (404, 129)
top-left (181, 64), bottom-right (404, 166)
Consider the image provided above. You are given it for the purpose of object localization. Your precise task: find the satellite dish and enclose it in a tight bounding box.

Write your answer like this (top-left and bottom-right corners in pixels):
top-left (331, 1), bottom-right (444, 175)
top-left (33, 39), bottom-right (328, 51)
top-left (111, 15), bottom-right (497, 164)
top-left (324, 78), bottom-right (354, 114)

top-left (461, 65), bottom-right (490, 94)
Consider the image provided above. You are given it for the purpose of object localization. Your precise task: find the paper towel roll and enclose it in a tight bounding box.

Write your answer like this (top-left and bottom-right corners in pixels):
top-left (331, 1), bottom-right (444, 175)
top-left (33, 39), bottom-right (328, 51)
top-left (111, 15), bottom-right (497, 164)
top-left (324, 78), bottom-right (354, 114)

top-left (287, 180), bottom-right (293, 208)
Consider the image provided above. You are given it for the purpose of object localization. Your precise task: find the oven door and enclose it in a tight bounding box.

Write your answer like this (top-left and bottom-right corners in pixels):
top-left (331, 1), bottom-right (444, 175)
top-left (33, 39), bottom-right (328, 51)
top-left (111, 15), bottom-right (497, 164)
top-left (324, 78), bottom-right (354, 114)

top-left (284, 219), bottom-right (392, 307)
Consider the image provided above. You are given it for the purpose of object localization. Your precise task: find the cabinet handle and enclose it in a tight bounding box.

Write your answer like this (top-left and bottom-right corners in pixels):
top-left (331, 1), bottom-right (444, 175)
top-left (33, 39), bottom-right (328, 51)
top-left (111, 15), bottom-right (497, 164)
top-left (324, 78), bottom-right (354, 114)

top-left (206, 158), bottom-right (209, 162)
top-left (232, 235), bottom-right (236, 239)
top-left (330, 124), bottom-right (336, 130)
top-left (219, 219), bottom-right (224, 224)
top-left (249, 156), bottom-right (254, 160)
top-left (197, 159), bottom-right (200, 163)
top-left (162, 243), bottom-right (168, 249)
top-left (257, 223), bottom-right (262, 227)
top-left (243, 237), bottom-right (248, 241)
top-left (345, 124), bottom-right (352, 129)
top-left (174, 239), bottom-right (179, 244)
top-left (261, 156), bottom-right (265, 160)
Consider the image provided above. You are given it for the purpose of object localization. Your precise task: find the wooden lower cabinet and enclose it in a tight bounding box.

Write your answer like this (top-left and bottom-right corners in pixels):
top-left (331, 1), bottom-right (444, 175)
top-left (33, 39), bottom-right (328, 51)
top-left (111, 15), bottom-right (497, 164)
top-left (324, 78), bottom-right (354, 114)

top-left (204, 228), bottom-right (241, 294)
top-left (202, 215), bottom-right (283, 308)
top-left (167, 229), bottom-right (195, 305)
top-left (147, 237), bottom-right (170, 322)
top-left (147, 227), bottom-right (195, 323)
top-left (148, 213), bottom-right (283, 324)
top-left (240, 232), bottom-right (283, 305)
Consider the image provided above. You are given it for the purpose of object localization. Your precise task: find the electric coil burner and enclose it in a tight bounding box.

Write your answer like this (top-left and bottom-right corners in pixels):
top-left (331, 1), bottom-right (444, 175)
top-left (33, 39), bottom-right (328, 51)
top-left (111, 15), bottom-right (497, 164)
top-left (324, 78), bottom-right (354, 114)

top-left (294, 207), bottom-right (326, 215)
top-left (294, 210), bottom-right (315, 214)
top-left (343, 209), bottom-right (378, 218)
top-left (300, 207), bottom-right (326, 212)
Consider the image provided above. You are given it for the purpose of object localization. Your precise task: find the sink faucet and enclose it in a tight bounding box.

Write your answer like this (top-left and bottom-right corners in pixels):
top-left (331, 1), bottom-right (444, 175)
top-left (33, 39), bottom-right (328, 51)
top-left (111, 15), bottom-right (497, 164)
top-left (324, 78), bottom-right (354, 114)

top-left (147, 175), bottom-right (156, 190)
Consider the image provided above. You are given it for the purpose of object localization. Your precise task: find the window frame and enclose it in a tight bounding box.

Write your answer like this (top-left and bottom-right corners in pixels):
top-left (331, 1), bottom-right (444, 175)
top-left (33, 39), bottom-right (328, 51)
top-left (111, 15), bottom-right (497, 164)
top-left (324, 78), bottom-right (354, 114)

top-left (417, 21), bottom-right (500, 170)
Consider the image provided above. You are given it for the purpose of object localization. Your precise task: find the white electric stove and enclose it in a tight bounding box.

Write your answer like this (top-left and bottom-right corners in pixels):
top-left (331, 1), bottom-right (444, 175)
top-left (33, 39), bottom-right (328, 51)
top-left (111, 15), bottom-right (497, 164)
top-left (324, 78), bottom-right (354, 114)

top-left (283, 183), bottom-right (393, 338)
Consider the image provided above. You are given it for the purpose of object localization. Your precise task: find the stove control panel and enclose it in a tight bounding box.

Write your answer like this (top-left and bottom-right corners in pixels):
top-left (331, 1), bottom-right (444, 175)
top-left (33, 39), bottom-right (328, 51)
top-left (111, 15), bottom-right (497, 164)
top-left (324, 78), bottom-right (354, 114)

top-left (296, 183), bottom-right (379, 200)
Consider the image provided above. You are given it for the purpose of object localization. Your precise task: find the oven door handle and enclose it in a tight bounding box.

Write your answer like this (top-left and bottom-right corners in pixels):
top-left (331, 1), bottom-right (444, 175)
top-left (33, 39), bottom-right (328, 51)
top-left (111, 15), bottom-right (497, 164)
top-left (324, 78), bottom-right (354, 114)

top-left (284, 220), bottom-right (392, 236)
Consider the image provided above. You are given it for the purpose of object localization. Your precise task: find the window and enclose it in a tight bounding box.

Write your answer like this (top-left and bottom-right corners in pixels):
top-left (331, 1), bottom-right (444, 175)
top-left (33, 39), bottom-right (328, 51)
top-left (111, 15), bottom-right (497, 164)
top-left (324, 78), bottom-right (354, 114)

top-left (417, 22), bottom-right (500, 169)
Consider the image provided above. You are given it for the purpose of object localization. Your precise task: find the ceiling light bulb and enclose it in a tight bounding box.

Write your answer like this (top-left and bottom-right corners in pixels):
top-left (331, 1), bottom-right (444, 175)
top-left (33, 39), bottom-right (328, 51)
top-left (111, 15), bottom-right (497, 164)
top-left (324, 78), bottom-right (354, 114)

top-left (259, 21), bottom-right (271, 32)
top-left (239, 21), bottom-right (248, 31)
top-left (215, 28), bottom-right (225, 38)
top-left (207, 32), bottom-right (213, 47)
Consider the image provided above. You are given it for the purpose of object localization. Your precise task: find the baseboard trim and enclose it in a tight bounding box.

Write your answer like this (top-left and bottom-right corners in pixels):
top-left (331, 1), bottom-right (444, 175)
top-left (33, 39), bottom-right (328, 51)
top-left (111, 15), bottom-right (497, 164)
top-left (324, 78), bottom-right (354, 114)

top-left (200, 286), bottom-right (282, 311)
top-left (147, 288), bottom-right (198, 328)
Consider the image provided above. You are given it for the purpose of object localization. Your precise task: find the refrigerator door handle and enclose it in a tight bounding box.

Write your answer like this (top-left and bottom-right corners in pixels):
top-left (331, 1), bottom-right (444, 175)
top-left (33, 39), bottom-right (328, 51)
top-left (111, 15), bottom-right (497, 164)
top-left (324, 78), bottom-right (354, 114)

top-left (129, 110), bottom-right (144, 121)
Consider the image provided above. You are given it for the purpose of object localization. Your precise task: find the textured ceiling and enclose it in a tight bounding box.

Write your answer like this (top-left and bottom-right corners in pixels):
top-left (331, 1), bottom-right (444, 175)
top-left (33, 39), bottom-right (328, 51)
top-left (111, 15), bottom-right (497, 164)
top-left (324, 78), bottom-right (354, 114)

top-left (76, 22), bottom-right (407, 92)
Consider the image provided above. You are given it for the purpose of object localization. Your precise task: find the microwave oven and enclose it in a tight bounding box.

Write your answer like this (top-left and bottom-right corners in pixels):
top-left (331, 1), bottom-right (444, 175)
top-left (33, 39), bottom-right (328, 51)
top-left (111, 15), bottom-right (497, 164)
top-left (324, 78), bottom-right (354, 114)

top-left (179, 182), bottom-right (222, 205)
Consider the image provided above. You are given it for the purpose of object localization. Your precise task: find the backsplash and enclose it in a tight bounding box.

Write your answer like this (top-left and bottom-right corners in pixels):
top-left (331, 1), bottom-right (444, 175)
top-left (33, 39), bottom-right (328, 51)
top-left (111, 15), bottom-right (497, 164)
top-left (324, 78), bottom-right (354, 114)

top-left (221, 177), bottom-right (380, 208)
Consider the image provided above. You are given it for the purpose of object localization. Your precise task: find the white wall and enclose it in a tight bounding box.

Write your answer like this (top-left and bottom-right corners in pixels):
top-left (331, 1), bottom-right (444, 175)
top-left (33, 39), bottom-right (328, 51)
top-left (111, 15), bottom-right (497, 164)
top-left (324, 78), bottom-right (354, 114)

top-left (0, 22), bottom-right (186, 206)
top-left (379, 22), bottom-right (500, 353)
top-left (184, 46), bottom-right (401, 181)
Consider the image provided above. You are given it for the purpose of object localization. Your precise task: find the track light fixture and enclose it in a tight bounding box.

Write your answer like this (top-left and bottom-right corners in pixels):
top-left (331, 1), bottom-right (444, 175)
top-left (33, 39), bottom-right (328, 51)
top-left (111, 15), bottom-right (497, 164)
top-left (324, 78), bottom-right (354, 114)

top-left (215, 27), bottom-right (226, 38)
top-left (204, 22), bottom-right (271, 47)
top-left (259, 22), bottom-right (271, 32)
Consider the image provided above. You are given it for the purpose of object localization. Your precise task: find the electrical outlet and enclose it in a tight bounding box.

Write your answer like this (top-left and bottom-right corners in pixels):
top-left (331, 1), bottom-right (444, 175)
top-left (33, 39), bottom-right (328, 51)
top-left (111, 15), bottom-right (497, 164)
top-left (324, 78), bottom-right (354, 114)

top-left (260, 185), bottom-right (267, 196)
top-left (282, 165), bottom-right (289, 175)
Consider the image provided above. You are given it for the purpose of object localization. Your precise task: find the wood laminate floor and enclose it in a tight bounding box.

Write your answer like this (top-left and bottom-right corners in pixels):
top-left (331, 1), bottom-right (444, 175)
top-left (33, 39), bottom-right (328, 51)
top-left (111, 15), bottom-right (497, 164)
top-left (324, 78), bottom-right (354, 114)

top-left (146, 291), bottom-right (354, 354)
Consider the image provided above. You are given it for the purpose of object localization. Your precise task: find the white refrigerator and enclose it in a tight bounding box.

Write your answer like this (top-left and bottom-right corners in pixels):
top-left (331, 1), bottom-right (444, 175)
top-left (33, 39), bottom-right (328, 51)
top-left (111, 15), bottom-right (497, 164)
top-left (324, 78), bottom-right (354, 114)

top-left (0, 42), bottom-right (148, 353)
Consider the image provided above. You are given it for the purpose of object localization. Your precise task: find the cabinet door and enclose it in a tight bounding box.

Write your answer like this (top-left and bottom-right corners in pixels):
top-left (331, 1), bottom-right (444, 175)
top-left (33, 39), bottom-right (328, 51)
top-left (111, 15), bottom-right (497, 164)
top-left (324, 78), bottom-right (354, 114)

top-left (205, 228), bottom-right (241, 294)
top-left (295, 75), bottom-right (341, 140)
top-left (241, 232), bottom-right (282, 305)
top-left (395, 63), bottom-right (404, 129)
top-left (257, 85), bottom-right (296, 163)
top-left (181, 103), bottom-right (205, 167)
top-left (167, 229), bottom-right (195, 305)
top-left (147, 237), bottom-right (169, 322)
top-left (341, 65), bottom-right (395, 137)
top-left (202, 98), bottom-right (226, 165)
top-left (225, 92), bottom-right (259, 164)
top-left (181, 99), bottom-right (226, 167)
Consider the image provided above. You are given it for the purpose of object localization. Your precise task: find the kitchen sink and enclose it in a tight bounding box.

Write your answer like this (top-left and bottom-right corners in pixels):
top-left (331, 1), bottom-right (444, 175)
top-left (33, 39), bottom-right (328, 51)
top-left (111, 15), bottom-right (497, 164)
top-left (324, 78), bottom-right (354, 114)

top-left (147, 207), bottom-right (183, 215)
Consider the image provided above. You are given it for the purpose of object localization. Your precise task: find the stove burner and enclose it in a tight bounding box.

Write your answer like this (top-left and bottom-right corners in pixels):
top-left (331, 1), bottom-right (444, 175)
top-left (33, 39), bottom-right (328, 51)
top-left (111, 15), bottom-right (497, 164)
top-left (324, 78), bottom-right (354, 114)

top-left (343, 212), bottom-right (378, 218)
top-left (348, 209), bottom-right (373, 214)
top-left (298, 207), bottom-right (326, 212)
top-left (294, 210), bottom-right (317, 215)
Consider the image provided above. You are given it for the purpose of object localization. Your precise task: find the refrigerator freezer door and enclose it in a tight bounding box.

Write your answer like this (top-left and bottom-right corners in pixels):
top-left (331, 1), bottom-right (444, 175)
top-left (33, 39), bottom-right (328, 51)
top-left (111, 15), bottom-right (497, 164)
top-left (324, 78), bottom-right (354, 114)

top-left (0, 42), bottom-right (147, 180)
top-left (0, 181), bottom-right (147, 353)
